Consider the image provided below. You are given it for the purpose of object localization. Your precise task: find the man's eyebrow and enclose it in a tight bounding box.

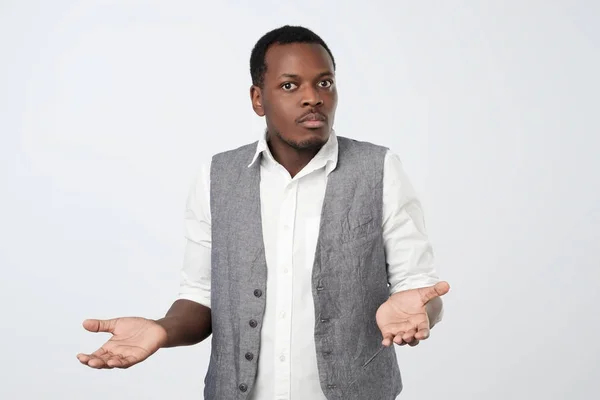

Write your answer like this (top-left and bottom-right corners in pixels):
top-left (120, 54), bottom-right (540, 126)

top-left (278, 73), bottom-right (300, 79)
top-left (277, 71), bottom-right (335, 80)
top-left (316, 71), bottom-right (335, 79)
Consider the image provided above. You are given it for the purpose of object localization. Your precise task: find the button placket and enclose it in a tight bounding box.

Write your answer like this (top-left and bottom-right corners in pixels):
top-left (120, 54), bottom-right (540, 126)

top-left (273, 180), bottom-right (296, 399)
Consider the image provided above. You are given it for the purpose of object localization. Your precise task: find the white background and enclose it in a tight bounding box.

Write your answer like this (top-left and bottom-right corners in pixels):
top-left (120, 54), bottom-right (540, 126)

top-left (1, 1), bottom-right (599, 399)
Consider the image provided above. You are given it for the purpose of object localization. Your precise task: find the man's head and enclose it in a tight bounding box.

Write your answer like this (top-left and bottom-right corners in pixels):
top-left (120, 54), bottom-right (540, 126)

top-left (249, 25), bottom-right (337, 151)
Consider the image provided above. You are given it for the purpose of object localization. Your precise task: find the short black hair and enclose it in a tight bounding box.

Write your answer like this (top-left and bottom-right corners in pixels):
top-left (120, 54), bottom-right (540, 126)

top-left (250, 25), bottom-right (336, 87)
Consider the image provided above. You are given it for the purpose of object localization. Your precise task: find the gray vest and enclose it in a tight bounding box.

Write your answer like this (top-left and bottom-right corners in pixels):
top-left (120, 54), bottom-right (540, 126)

top-left (205, 136), bottom-right (402, 400)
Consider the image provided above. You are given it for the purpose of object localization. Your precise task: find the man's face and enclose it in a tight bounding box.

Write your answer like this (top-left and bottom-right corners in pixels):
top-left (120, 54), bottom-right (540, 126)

top-left (251, 43), bottom-right (337, 150)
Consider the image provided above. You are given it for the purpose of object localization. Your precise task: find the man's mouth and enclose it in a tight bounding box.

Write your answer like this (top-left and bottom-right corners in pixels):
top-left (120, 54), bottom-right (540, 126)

top-left (300, 120), bottom-right (326, 128)
top-left (297, 113), bottom-right (327, 128)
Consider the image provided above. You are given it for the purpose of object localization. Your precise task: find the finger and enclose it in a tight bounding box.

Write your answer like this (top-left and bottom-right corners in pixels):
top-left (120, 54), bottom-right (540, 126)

top-left (77, 353), bottom-right (91, 364)
top-left (123, 355), bottom-right (138, 367)
top-left (77, 348), bottom-right (108, 365)
top-left (393, 334), bottom-right (405, 345)
top-left (415, 329), bottom-right (430, 340)
top-left (106, 355), bottom-right (127, 369)
top-left (87, 356), bottom-right (110, 369)
top-left (402, 329), bottom-right (417, 343)
top-left (382, 333), bottom-right (395, 347)
top-left (381, 319), bottom-right (415, 346)
top-left (418, 281), bottom-right (450, 304)
top-left (408, 339), bottom-right (420, 347)
top-left (82, 319), bottom-right (117, 334)
top-left (414, 320), bottom-right (431, 340)
top-left (109, 355), bottom-right (138, 369)
top-left (81, 348), bottom-right (119, 369)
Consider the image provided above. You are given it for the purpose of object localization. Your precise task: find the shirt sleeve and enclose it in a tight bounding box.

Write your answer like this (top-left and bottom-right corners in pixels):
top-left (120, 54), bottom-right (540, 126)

top-left (382, 150), bottom-right (442, 300)
top-left (177, 161), bottom-right (212, 308)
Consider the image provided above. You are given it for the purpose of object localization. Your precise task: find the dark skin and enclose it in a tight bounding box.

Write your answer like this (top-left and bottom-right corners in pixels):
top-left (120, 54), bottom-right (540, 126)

top-left (76, 43), bottom-right (448, 370)
top-left (252, 43), bottom-right (449, 347)
top-left (75, 43), bottom-right (338, 370)
top-left (76, 300), bottom-right (211, 369)
top-left (250, 42), bottom-right (338, 178)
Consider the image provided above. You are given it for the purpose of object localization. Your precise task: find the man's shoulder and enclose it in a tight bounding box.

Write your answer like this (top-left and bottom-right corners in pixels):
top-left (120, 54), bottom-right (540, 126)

top-left (337, 135), bottom-right (390, 156)
top-left (212, 141), bottom-right (258, 159)
top-left (209, 141), bottom-right (259, 169)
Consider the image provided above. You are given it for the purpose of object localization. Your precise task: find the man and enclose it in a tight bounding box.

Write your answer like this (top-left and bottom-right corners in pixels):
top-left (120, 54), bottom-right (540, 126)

top-left (77, 25), bottom-right (450, 400)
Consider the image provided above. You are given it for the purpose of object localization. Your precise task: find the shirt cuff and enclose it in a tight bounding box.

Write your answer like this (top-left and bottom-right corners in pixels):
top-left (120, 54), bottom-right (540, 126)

top-left (177, 293), bottom-right (211, 309)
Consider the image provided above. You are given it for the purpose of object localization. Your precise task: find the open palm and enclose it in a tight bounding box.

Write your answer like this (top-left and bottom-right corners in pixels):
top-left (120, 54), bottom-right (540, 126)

top-left (77, 317), bottom-right (167, 369)
top-left (376, 281), bottom-right (450, 347)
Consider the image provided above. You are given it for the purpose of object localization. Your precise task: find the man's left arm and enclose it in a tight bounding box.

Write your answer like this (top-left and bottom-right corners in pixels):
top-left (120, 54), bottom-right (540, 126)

top-left (382, 150), bottom-right (444, 328)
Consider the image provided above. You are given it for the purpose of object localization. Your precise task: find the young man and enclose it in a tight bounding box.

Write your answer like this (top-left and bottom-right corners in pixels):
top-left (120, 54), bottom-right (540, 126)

top-left (77, 25), bottom-right (450, 400)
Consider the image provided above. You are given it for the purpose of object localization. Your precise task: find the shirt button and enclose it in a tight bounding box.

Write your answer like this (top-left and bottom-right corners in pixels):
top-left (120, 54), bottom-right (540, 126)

top-left (239, 383), bottom-right (248, 392)
top-left (249, 319), bottom-right (258, 328)
top-left (283, 268), bottom-right (289, 274)
top-left (279, 355), bottom-right (286, 362)
top-left (253, 289), bottom-right (262, 298)
top-left (245, 352), bottom-right (254, 361)
top-left (280, 312), bottom-right (286, 319)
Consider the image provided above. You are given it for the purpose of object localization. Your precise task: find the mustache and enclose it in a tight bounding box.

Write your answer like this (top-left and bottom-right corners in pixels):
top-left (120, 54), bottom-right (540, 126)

top-left (296, 111), bottom-right (327, 123)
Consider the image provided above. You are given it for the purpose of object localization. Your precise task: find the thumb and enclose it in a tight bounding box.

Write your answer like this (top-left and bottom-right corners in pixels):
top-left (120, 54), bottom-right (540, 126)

top-left (82, 318), bottom-right (117, 334)
top-left (418, 281), bottom-right (450, 304)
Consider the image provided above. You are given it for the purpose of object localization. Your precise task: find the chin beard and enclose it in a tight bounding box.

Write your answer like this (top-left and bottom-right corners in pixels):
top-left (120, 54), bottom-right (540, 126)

top-left (274, 130), bottom-right (327, 151)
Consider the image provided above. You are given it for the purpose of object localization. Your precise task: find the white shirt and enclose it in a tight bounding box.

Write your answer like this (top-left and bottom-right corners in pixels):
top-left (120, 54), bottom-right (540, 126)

top-left (178, 132), bottom-right (442, 400)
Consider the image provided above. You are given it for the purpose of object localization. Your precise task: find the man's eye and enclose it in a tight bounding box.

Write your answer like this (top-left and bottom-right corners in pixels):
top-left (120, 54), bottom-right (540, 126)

top-left (319, 80), bottom-right (333, 88)
top-left (282, 82), bottom-right (297, 90)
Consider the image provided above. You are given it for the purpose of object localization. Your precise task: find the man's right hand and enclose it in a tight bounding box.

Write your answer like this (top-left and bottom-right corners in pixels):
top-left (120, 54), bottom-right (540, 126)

top-left (77, 317), bottom-right (167, 369)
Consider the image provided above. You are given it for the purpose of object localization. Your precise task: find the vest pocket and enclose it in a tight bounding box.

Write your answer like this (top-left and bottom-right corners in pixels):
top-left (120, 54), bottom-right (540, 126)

top-left (346, 345), bottom-right (401, 398)
top-left (361, 345), bottom-right (385, 368)
top-left (347, 345), bottom-right (388, 389)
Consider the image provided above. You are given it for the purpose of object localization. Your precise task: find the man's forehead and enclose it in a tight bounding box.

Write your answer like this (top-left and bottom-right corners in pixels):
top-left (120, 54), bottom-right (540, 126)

top-left (264, 43), bottom-right (334, 74)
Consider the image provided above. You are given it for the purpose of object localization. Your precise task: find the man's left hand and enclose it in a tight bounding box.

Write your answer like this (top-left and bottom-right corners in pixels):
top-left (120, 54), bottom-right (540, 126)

top-left (376, 281), bottom-right (450, 347)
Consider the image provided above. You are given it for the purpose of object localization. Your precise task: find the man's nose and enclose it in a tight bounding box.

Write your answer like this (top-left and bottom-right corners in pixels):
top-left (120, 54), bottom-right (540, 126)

top-left (301, 87), bottom-right (323, 107)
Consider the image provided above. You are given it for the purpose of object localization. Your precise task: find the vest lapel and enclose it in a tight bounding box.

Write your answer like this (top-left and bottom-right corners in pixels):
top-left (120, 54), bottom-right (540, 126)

top-left (225, 154), bottom-right (267, 284)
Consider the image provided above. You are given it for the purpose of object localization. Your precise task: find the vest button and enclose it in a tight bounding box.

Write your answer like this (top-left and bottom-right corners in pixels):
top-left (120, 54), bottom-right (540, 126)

top-left (253, 289), bottom-right (262, 298)
top-left (245, 352), bottom-right (254, 361)
top-left (239, 383), bottom-right (248, 392)
top-left (316, 285), bottom-right (324, 291)
top-left (249, 319), bottom-right (258, 328)
top-left (327, 384), bottom-right (337, 389)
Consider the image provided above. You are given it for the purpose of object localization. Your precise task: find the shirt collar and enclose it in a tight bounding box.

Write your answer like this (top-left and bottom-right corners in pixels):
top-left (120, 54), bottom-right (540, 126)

top-left (248, 130), bottom-right (338, 176)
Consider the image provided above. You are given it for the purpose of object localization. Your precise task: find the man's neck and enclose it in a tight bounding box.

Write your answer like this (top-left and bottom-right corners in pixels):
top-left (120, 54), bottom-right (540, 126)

top-left (266, 134), bottom-right (322, 178)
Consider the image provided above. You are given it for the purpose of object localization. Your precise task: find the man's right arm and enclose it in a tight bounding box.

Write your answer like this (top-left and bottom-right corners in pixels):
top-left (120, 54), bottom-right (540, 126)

top-left (155, 299), bottom-right (212, 347)
top-left (157, 161), bottom-right (214, 348)
top-left (77, 163), bottom-right (214, 368)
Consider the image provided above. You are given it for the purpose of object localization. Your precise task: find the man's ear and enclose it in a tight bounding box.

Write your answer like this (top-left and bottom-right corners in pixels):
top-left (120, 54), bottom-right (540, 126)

top-left (250, 85), bottom-right (265, 117)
